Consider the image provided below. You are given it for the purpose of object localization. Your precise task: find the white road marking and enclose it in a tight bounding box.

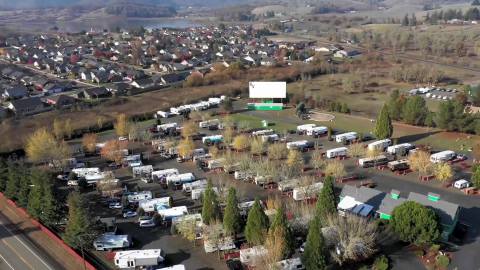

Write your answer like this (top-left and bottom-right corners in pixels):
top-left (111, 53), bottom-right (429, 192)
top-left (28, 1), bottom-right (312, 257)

top-left (0, 252), bottom-right (15, 270)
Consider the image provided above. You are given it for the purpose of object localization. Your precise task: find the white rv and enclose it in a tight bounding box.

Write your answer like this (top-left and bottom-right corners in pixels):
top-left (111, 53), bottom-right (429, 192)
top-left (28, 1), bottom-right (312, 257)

top-left (293, 182), bottom-right (323, 201)
top-left (326, 147), bottom-right (348, 159)
top-left (335, 132), bottom-right (358, 144)
top-left (182, 180), bottom-right (208, 194)
top-left (286, 140), bottom-right (309, 150)
top-left (157, 265), bottom-right (186, 270)
top-left (240, 246), bottom-right (268, 266)
top-left (261, 134), bottom-right (279, 143)
top-left (114, 249), bottom-right (165, 269)
top-left (93, 233), bottom-right (131, 251)
top-left (127, 191), bottom-right (153, 203)
top-left (157, 122), bottom-right (178, 132)
top-left (297, 124), bottom-right (316, 134)
top-left (387, 143), bottom-right (415, 155)
top-left (277, 179), bottom-right (301, 192)
top-left (132, 165), bottom-right (153, 177)
top-left (307, 126), bottom-right (328, 136)
top-left (155, 111), bottom-right (172, 118)
top-left (252, 129), bottom-right (274, 136)
top-left (199, 119), bottom-right (220, 128)
top-left (72, 167), bottom-right (101, 178)
top-left (157, 206), bottom-right (188, 221)
top-left (170, 106), bottom-right (189, 115)
top-left (204, 236), bottom-right (236, 253)
top-left (191, 187), bottom-right (218, 200)
top-left (207, 158), bottom-right (225, 170)
top-left (430, 150), bottom-right (456, 163)
top-left (275, 258), bottom-right (305, 270)
top-left (138, 197), bottom-right (172, 212)
top-left (367, 139), bottom-right (392, 151)
top-left (358, 155), bottom-right (389, 168)
top-left (171, 213), bottom-right (203, 227)
top-left (166, 173), bottom-right (195, 184)
top-left (151, 168), bottom-right (179, 181)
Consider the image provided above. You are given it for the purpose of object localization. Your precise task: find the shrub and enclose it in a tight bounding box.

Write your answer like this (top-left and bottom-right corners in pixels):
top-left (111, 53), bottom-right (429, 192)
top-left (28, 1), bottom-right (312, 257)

top-left (435, 255), bottom-right (450, 269)
top-left (373, 255), bottom-right (389, 270)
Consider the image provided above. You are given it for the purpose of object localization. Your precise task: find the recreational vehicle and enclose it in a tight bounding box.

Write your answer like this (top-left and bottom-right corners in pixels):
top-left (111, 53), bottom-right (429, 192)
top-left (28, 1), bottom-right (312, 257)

top-left (157, 265), bottom-right (186, 270)
top-left (132, 165), bottom-right (153, 177)
top-left (199, 119), bottom-right (220, 128)
top-left (151, 168), bottom-right (179, 181)
top-left (191, 187), bottom-right (219, 200)
top-left (275, 258), bottom-right (305, 270)
top-left (326, 147), bottom-right (348, 159)
top-left (93, 233), bottom-right (131, 251)
top-left (240, 246), bottom-right (268, 266)
top-left (286, 140), bottom-right (310, 150)
top-left (387, 159), bottom-right (410, 171)
top-left (202, 135), bottom-right (223, 145)
top-left (307, 126), bottom-right (328, 136)
top-left (157, 206), bottom-right (188, 221)
top-left (252, 129), bottom-right (274, 136)
top-left (114, 249), bottom-right (165, 269)
top-left (127, 191), bottom-right (153, 204)
top-left (182, 180), bottom-right (208, 194)
top-left (207, 158), bottom-right (225, 170)
top-left (293, 182), bottom-right (323, 201)
top-left (367, 139), bottom-right (392, 151)
top-left (155, 111), bottom-right (172, 118)
top-left (358, 155), bottom-right (389, 168)
top-left (277, 179), bottom-right (301, 192)
top-left (204, 236), bottom-right (236, 253)
top-left (166, 173), bottom-right (195, 185)
top-left (297, 124), bottom-right (316, 134)
top-left (72, 167), bottom-right (101, 178)
top-left (138, 197), bottom-right (172, 212)
top-left (335, 132), bottom-right (358, 144)
top-left (261, 134), bottom-right (279, 143)
top-left (430, 150), bottom-right (456, 163)
top-left (386, 143), bottom-right (415, 155)
top-left (157, 123), bottom-right (178, 133)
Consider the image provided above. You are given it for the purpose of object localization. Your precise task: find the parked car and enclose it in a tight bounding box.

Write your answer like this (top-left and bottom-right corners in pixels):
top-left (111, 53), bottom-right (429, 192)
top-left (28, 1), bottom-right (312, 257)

top-left (138, 216), bottom-right (155, 227)
top-left (123, 211), bottom-right (138, 218)
top-left (109, 202), bottom-right (122, 209)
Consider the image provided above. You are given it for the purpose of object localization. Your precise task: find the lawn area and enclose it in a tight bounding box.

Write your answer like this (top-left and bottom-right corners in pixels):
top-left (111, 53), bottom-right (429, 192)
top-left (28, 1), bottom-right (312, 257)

top-left (225, 113), bottom-right (296, 132)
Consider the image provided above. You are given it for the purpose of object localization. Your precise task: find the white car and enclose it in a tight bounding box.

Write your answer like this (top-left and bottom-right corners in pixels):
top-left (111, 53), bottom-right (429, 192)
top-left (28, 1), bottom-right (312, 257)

top-left (109, 202), bottom-right (122, 209)
top-left (123, 211), bottom-right (138, 218)
top-left (138, 216), bottom-right (155, 227)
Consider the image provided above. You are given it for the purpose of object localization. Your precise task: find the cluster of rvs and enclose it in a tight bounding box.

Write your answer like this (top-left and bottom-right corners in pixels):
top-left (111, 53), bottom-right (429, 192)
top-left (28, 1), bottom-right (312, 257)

top-left (155, 96), bottom-right (225, 118)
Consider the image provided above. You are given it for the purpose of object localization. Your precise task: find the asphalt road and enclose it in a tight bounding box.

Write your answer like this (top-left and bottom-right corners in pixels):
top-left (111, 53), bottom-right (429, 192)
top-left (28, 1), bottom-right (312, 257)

top-left (0, 214), bottom-right (59, 270)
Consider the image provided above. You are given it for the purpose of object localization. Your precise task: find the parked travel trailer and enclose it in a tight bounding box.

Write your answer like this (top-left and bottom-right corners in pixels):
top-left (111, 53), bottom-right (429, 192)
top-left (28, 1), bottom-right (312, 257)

top-left (127, 191), bottom-right (153, 204)
top-left (170, 106), bottom-right (190, 115)
top-left (84, 172), bottom-right (110, 184)
top-left (93, 233), bottom-right (131, 251)
top-left (293, 182), bottom-right (323, 201)
top-left (326, 147), bottom-right (348, 159)
top-left (430, 150), bottom-right (456, 163)
top-left (387, 143), bottom-right (415, 156)
top-left (132, 165), bottom-right (153, 177)
top-left (307, 126), bottom-right (328, 136)
top-left (114, 249), bottom-right (165, 269)
top-left (335, 132), bottom-right (358, 144)
top-left (238, 200), bottom-right (257, 216)
top-left (297, 124), bottom-right (316, 134)
top-left (171, 213), bottom-right (203, 227)
top-left (151, 168), bottom-right (179, 181)
top-left (72, 167), bottom-right (101, 178)
top-left (157, 265), bottom-right (186, 270)
top-left (261, 134), bottom-right (279, 143)
top-left (358, 155), bottom-right (389, 168)
top-left (138, 197), bottom-right (172, 212)
top-left (191, 187), bottom-right (218, 200)
top-left (204, 236), bottom-right (236, 253)
top-left (199, 119), bottom-right (220, 128)
top-left (367, 139), bottom-right (392, 151)
top-left (207, 158), bottom-right (225, 170)
top-left (286, 140), bottom-right (310, 150)
top-left (240, 246), bottom-right (268, 266)
top-left (277, 179), bottom-right (301, 192)
top-left (387, 159), bottom-right (410, 171)
top-left (155, 111), bottom-right (172, 118)
top-left (202, 135), bottom-right (223, 144)
top-left (276, 258), bottom-right (305, 270)
top-left (157, 123), bottom-right (178, 132)
top-left (157, 206), bottom-right (188, 221)
top-left (182, 180), bottom-right (208, 194)
top-left (166, 173), bottom-right (195, 185)
top-left (234, 171), bottom-right (254, 180)
top-left (454, 179), bottom-right (471, 189)
top-left (252, 129), bottom-right (274, 136)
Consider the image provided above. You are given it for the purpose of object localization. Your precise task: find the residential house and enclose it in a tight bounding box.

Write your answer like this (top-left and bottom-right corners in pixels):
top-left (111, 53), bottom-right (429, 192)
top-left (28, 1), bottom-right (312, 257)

top-left (159, 72), bottom-right (189, 85)
top-left (44, 95), bottom-right (77, 109)
top-left (106, 82), bottom-right (131, 95)
top-left (131, 78), bottom-right (156, 89)
top-left (334, 49), bottom-right (361, 58)
top-left (2, 85), bottom-right (28, 100)
top-left (82, 87), bottom-right (111, 99)
top-left (7, 97), bottom-right (50, 116)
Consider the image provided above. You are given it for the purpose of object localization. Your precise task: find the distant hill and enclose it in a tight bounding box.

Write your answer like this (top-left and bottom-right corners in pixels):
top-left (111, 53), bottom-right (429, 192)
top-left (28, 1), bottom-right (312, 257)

top-left (104, 1), bottom-right (176, 17)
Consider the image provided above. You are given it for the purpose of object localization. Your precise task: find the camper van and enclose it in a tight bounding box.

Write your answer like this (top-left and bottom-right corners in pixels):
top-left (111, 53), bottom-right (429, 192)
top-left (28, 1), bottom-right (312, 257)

top-left (157, 123), bottom-right (178, 133)
top-left (72, 167), bottom-right (101, 178)
top-left (114, 249), bottom-right (165, 269)
top-left (286, 140), bottom-right (312, 151)
top-left (293, 182), bottom-right (323, 201)
top-left (182, 180), bottom-right (208, 195)
top-left (157, 206), bottom-right (188, 221)
top-left (367, 139), bottom-right (392, 152)
top-left (358, 155), bottom-right (389, 168)
top-left (430, 150), bottom-right (456, 163)
top-left (138, 197), bottom-right (172, 212)
top-left (127, 191), bottom-right (153, 204)
top-left (151, 168), bottom-right (179, 181)
top-left (326, 147), bottom-right (348, 159)
top-left (335, 132), bottom-right (358, 144)
top-left (93, 233), bottom-right (131, 251)
top-left (387, 143), bottom-right (415, 156)
top-left (387, 159), bottom-right (410, 171)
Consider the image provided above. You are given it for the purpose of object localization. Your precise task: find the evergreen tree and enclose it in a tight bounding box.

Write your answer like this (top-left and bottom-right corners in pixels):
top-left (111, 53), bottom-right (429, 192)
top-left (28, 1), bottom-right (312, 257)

top-left (435, 100), bottom-right (455, 129)
top-left (374, 104), bottom-right (394, 139)
top-left (472, 164), bottom-right (480, 188)
top-left (269, 205), bottom-right (294, 258)
top-left (28, 169), bottom-right (45, 219)
top-left (387, 90), bottom-right (404, 120)
top-left (63, 192), bottom-right (97, 249)
top-left (16, 170), bottom-right (31, 208)
top-left (302, 218), bottom-right (327, 270)
top-left (42, 178), bottom-right (60, 226)
top-left (410, 13), bottom-right (417, 26)
top-left (0, 159), bottom-right (8, 192)
top-left (315, 176), bottom-right (337, 223)
top-left (402, 14), bottom-right (409, 26)
top-left (201, 179), bottom-right (220, 225)
top-left (244, 198), bottom-right (269, 246)
top-left (4, 164), bottom-right (20, 200)
top-left (402, 96), bottom-right (428, 126)
top-left (223, 188), bottom-right (242, 235)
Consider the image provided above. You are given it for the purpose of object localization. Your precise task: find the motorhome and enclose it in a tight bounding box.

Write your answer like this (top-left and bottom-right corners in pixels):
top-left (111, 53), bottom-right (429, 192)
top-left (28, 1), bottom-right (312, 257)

top-left (293, 182), bottom-right (323, 201)
top-left (166, 173), bottom-right (195, 185)
top-left (124, 154), bottom-right (142, 167)
top-left (191, 187), bottom-right (219, 200)
top-left (204, 236), bottom-right (236, 253)
top-left (132, 165), bottom-right (153, 177)
top-left (138, 197), bottom-right (172, 212)
top-left (367, 139), bottom-right (392, 151)
top-left (182, 180), bottom-right (208, 195)
top-left (127, 191), bottom-right (153, 204)
top-left (335, 132), bottom-right (358, 144)
top-left (387, 159), bottom-right (410, 171)
top-left (387, 143), bottom-right (415, 156)
top-left (202, 135), bottom-right (223, 144)
top-left (157, 206), bottom-right (188, 221)
top-left (114, 249), bottom-right (165, 269)
top-left (307, 126), bottom-right (328, 136)
top-left (358, 155), bottom-right (389, 168)
top-left (252, 129), bottom-right (274, 136)
top-left (240, 246), bottom-right (268, 266)
top-left (297, 124), bottom-right (316, 134)
top-left (155, 111), bottom-right (172, 118)
top-left (199, 119), bottom-right (221, 128)
top-left (93, 233), bottom-right (131, 251)
top-left (430, 150), bottom-right (456, 163)
top-left (326, 147), bottom-right (348, 159)
top-left (151, 168), bottom-right (179, 181)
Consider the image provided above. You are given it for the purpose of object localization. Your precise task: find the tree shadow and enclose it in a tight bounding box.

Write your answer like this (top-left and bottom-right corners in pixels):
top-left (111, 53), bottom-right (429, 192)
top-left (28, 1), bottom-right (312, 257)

top-left (397, 131), bottom-right (441, 144)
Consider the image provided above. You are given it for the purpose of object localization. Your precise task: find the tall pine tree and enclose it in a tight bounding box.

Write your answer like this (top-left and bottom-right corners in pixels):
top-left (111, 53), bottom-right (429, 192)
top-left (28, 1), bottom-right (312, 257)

top-left (223, 188), bottom-right (242, 235)
top-left (4, 164), bottom-right (20, 200)
top-left (16, 169), bottom-right (31, 208)
top-left (63, 192), bottom-right (97, 249)
top-left (244, 198), bottom-right (269, 246)
top-left (269, 205), bottom-right (294, 258)
top-left (315, 176), bottom-right (337, 223)
top-left (28, 169), bottom-right (45, 219)
top-left (201, 179), bottom-right (220, 225)
top-left (42, 178), bottom-right (60, 226)
top-left (302, 218), bottom-right (327, 270)
top-left (374, 104), bottom-right (394, 139)
top-left (0, 159), bottom-right (8, 192)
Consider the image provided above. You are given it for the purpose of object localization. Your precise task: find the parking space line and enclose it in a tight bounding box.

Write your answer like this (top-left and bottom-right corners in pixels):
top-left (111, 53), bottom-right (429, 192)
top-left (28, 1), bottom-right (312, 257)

top-left (0, 253), bottom-right (15, 270)
top-left (2, 239), bottom-right (34, 270)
